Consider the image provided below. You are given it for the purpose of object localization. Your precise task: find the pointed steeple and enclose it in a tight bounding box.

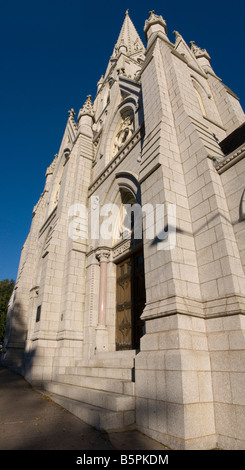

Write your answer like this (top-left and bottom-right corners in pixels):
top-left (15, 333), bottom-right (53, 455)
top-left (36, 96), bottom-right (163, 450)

top-left (112, 10), bottom-right (145, 58)
top-left (101, 11), bottom-right (145, 86)
top-left (77, 95), bottom-right (94, 137)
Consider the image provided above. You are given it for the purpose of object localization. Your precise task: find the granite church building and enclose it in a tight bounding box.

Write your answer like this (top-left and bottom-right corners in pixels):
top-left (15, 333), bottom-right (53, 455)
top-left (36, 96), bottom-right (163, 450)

top-left (3, 11), bottom-right (245, 449)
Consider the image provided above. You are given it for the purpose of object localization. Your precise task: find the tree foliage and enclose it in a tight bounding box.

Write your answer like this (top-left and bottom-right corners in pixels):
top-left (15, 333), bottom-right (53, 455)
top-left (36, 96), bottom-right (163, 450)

top-left (0, 279), bottom-right (15, 344)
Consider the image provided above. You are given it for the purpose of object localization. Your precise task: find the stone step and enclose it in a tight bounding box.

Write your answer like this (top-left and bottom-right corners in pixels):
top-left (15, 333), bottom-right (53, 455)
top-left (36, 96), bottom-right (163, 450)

top-left (75, 357), bottom-right (135, 369)
top-left (65, 365), bottom-right (134, 381)
top-left (94, 350), bottom-right (136, 360)
top-left (75, 351), bottom-right (136, 369)
top-left (44, 381), bottom-right (135, 412)
top-left (41, 391), bottom-right (135, 431)
top-left (54, 373), bottom-right (135, 395)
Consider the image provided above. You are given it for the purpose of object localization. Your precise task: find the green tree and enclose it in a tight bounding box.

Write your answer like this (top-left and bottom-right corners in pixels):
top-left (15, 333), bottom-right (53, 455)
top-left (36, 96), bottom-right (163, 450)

top-left (0, 279), bottom-right (15, 344)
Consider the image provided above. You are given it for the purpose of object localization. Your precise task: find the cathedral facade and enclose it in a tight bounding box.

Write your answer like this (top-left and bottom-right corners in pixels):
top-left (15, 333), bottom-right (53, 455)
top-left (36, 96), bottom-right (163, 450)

top-left (3, 11), bottom-right (245, 450)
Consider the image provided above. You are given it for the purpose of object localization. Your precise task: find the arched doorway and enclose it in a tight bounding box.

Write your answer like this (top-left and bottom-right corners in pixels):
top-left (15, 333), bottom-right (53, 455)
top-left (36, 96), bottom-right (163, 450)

top-left (116, 249), bottom-right (145, 350)
top-left (114, 185), bottom-right (146, 351)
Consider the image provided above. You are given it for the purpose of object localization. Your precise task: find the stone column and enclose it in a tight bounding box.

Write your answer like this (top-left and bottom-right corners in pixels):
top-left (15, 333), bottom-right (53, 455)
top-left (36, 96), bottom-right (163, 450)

top-left (95, 248), bottom-right (110, 352)
top-left (96, 249), bottom-right (110, 326)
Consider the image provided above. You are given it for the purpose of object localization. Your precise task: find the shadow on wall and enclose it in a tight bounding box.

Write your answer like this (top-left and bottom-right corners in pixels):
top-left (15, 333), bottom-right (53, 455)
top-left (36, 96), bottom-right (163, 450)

top-left (2, 301), bottom-right (31, 375)
top-left (150, 205), bottom-right (244, 249)
top-left (0, 365), bottom-right (169, 451)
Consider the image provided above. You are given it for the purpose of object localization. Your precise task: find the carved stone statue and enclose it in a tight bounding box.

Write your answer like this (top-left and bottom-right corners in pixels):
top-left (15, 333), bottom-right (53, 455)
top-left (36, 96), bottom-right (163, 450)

top-left (113, 115), bottom-right (134, 156)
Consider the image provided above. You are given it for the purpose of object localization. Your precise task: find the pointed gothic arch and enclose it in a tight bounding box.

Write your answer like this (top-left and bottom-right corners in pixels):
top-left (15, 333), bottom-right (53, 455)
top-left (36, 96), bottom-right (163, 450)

top-left (110, 103), bottom-right (137, 160)
top-left (115, 171), bottom-right (141, 203)
top-left (191, 76), bottom-right (208, 117)
top-left (239, 189), bottom-right (245, 221)
top-left (48, 150), bottom-right (68, 212)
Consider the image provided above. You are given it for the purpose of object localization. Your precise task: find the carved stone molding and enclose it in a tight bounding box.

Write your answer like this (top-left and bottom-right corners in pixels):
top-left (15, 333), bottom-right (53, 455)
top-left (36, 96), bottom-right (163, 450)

top-left (88, 126), bottom-right (143, 197)
top-left (215, 145), bottom-right (245, 174)
top-left (112, 238), bottom-right (142, 260)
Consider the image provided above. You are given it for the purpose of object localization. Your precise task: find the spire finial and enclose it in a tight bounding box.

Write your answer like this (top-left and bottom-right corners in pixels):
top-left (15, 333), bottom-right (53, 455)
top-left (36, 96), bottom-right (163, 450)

top-left (79, 95), bottom-right (94, 118)
top-left (68, 108), bottom-right (75, 118)
top-left (111, 10), bottom-right (145, 60)
top-left (144, 11), bottom-right (168, 40)
top-left (190, 40), bottom-right (211, 60)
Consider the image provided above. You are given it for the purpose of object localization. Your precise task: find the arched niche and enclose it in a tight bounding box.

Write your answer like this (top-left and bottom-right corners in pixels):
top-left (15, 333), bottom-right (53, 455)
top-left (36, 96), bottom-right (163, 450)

top-left (106, 97), bottom-right (138, 162)
top-left (239, 189), bottom-right (245, 221)
top-left (192, 77), bottom-right (209, 117)
top-left (48, 148), bottom-right (70, 213)
top-left (112, 171), bottom-right (142, 245)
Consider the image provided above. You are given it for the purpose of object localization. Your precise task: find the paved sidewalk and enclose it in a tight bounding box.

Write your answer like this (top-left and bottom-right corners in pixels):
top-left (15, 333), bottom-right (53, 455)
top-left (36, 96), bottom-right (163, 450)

top-left (0, 365), bottom-right (168, 451)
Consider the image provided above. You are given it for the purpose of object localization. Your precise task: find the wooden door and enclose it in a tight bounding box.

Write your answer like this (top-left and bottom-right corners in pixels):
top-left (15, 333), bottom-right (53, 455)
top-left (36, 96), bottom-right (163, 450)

top-left (116, 257), bottom-right (132, 350)
top-left (132, 252), bottom-right (146, 350)
top-left (116, 250), bottom-right (146, 351)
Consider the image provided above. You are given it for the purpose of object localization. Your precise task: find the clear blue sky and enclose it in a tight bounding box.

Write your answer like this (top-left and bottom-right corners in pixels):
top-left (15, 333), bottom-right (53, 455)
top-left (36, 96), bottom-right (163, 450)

top-left (0, 0), bottom-right (244, 281)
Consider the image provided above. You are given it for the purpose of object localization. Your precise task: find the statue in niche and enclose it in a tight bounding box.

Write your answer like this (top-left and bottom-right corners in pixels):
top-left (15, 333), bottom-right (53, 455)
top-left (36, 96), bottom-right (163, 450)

top-left (134, 38), bottom-right (140, 51)
top-left (113, 115), bottom-right (134, 156)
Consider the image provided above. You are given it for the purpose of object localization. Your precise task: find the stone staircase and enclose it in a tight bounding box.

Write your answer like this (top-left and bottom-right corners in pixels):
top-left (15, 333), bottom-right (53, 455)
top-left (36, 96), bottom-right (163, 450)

top-left (42, 351), bottom-right (136, 431)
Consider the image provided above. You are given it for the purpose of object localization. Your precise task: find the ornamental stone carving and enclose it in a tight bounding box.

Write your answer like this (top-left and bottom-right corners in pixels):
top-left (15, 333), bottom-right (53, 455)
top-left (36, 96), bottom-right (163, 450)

top-left (96, 249), bottom-right (110, 263)
top-left (190, 40), bottom-right (211, 60)
top-left (112, 115), bottom-right (134, 156)
top-left (68, 108), bottom-right (76, 118)
top-left (79, 95), bottom-right (94, 118)
top-left (46, 154), bottom-right (58, 177)
top-left (144, 10), bottom-right (167, 37)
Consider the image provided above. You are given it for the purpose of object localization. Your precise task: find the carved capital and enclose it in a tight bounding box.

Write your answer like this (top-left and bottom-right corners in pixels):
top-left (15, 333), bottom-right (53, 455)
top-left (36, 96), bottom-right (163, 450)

top-left (96, 248), bottom-right (111, 263)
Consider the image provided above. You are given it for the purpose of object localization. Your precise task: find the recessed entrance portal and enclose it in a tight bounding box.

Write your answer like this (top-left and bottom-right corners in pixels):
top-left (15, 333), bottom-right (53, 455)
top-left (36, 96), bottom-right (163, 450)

top-left (116, 249), bottom-right (146, 351)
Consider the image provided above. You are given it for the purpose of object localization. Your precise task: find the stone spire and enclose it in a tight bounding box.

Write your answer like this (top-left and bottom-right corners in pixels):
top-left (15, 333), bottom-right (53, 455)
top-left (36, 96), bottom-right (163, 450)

top-left (78, 95), bottom-right (94, 137)
top-left (113, 10), bottom-right (145, 57)
top-left (68, 108), bottom-right (78, 133)
top-left (78, 95), bottom-right (94, 118)
top-left (144, 10), bottom-right (168, 43)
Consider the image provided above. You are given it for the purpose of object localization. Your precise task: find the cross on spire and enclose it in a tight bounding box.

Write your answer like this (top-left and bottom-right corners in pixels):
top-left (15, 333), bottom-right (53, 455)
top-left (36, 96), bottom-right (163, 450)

top-left (113, 10), bottom-right (145, 56)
